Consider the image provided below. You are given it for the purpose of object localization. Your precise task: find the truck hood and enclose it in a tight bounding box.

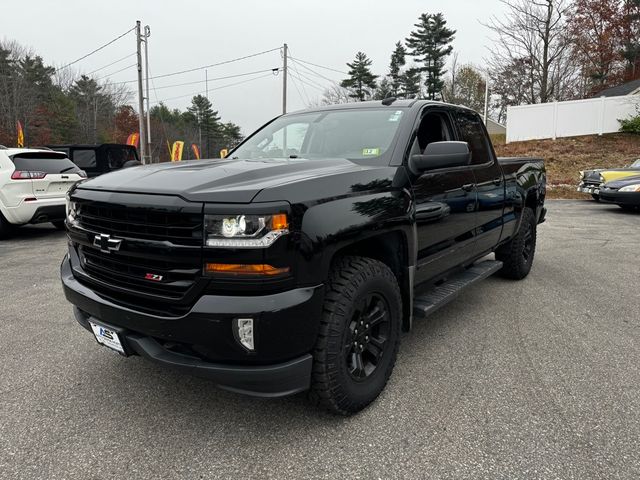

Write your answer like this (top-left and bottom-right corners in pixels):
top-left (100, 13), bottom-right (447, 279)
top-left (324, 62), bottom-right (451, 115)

top-left (77, 157), bottom-right (382, 203)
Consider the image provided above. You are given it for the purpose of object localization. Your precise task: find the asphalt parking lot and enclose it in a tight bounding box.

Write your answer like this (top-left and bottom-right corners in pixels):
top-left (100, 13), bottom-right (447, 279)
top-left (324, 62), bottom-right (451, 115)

top-left (1, 200), bottom-right (639, 479)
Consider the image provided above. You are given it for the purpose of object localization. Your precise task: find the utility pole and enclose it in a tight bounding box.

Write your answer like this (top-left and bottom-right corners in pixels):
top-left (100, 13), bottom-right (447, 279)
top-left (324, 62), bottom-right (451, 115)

top-left (282, 43), bottom-right (288, 115)
top-left (143, 25), bottom-right (152, 163)
top-left (205, 69), bottom-right (209, 100)
top-left (135, 20), bottom-right (147, 163)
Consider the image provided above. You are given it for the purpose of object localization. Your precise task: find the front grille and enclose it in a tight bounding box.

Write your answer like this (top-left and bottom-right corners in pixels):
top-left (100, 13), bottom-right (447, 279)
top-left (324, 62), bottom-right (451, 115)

top-left (79, 246), bottom-right (199, 299)
top-left (71, 197), bottom-right (204, 314)
top-left (77, 202), bottom-right (203, 246)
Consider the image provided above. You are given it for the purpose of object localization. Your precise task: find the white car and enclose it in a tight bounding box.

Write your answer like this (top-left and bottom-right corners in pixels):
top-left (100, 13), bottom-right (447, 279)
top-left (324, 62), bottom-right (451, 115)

top-left (0, 146), bottom-right (86, 238)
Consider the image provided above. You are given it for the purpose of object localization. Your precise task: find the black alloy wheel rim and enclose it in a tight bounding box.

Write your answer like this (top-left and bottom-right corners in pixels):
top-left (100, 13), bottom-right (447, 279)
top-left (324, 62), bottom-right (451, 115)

top-left (345, 293), bottom-right (390, 381)
top-left (522, 222), bottom-right (534, 262)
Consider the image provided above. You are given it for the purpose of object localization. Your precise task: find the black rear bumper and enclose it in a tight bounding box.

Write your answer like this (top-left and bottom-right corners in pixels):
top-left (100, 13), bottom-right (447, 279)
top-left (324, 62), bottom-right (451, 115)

top-left (61, 254), bottom-right (322, 397)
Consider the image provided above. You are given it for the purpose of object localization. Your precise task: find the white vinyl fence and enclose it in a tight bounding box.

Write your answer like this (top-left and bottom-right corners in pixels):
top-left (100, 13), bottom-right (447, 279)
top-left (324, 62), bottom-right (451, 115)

top-left (506, 95), bottom-right (640, 143)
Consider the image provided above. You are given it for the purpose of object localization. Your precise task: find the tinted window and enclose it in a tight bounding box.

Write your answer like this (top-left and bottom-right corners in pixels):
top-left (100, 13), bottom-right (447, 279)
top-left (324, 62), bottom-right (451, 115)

top-left (73, 149), bottom-right (97, 169)
top-left (456, 112), bottom-right (492, 165)
top-left (11, 153), bottom-right (83, 174)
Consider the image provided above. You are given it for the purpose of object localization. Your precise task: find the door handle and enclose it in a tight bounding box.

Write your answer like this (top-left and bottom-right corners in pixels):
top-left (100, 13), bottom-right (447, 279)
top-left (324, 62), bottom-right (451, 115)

top-left (461, 183), bottom-right (474, 192)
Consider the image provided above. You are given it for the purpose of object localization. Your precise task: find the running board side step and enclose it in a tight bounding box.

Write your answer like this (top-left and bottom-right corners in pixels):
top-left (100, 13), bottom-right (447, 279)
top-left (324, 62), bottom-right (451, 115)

top-left (413, 260), bottom-right (503, 319)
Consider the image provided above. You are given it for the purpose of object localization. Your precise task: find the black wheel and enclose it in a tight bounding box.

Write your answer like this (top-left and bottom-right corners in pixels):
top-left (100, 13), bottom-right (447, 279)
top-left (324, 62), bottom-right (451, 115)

top-left (495, 207), bottom-right (537, 280)
top-left (591, 194), bottom-right (600, 202)
top-left (0, 213), bottom-right (14, 239)
top-left (52, 220), bottom-right (66, 231)
top-left (310, 256), bottom-right (402, 415)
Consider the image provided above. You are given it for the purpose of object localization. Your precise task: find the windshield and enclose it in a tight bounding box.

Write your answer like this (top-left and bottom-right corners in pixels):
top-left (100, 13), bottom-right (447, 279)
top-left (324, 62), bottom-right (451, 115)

top-left (231, 108), bottom-right (406, 162)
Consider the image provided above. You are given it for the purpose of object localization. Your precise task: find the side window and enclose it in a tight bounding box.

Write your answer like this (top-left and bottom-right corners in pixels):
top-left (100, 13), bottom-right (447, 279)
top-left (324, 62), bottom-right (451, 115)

top-left (409, 111), bottom-right (454, 157)
top-left (72, 149), bottom-right (97, 169)
top-left (455, 112), bottom-right (492, 165)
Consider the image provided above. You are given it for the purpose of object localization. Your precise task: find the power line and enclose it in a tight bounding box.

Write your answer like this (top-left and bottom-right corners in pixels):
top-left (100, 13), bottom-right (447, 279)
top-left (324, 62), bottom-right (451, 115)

top-left (114, 47), bottom-right (281, 85)
top-left (290, 56), bottom-right (348, 76)
top-left (287, 48), bottom-right (311, 105)
top-left (149, 68), bottom-right (279, 92)
top-left (96, 63), bottom-right (137, 81)
top-left (287, 71), bottom-right (326, 93)
top-left (289, 56), bottom-right (340, 84)
top-left (85, 52), bottom-right (137, 76)
top-left (288, 73), bottom-right (309, 107)
top-left (55, 26), bottom-right (136, 72)
top-left (151, 72), bottom-right (276, 105)
top-left (290, 67), bottom-right (331, 91)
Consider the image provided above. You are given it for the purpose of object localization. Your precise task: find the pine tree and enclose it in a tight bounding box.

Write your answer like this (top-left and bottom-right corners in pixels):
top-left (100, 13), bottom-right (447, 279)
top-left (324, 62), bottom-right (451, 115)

top-left (406, 13), bottom-right (456, 100)
top-left (340, 52), bottom-right (379, 101)
top-left (373, 78), bottom-right (393, 100)
top-left (186, 94), bottom-right (221, 158)
top-left (400, 68), bottom-right (422, 99)
top-left (389, 42), bottom-right (407, 96)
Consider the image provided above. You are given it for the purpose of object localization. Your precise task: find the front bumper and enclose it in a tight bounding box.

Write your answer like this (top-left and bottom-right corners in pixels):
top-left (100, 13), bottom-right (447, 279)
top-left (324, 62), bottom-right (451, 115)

top-left (577, 183), bottom-right (601, 195)
top-left (61, 254), bottom-right (323, 397)
top-left (599, 190), bottom-right (640, 207)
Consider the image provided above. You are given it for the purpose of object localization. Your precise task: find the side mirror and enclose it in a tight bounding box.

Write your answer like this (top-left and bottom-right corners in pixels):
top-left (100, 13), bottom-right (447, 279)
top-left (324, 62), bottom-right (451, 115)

top-left (410, 141), bottom-right (471, 173)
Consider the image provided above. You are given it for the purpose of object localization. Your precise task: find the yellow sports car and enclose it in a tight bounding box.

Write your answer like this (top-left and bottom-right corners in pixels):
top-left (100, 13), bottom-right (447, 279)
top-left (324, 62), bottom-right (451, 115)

top-left (578, 159), bottom-right (640, 200)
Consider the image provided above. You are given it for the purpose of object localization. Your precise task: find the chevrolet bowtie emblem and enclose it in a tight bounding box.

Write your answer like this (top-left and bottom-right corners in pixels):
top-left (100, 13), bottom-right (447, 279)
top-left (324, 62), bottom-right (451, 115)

top-left (93, 233), bottom-right (123, 253)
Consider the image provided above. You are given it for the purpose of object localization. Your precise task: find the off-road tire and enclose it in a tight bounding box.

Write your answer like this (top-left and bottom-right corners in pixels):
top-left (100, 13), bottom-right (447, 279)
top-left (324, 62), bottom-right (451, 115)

top-left (310, 256), bottom-right (402, 415)
top-left (591, 194), bottom-right (600, 202)
top-left (495, 207), bottom-right (537, 280)
top-left (52, 220), bottom-right (66, 231)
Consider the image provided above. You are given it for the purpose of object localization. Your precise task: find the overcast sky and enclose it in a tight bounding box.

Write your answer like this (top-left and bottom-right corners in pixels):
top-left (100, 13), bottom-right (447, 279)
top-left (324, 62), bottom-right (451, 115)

top-left (3, 0), bottom-right (508, 134)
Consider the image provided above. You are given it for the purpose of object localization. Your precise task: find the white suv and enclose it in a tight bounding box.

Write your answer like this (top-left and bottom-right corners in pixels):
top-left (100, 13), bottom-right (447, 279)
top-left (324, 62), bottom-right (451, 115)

top-left (0, 147), bottom-right (86, 238)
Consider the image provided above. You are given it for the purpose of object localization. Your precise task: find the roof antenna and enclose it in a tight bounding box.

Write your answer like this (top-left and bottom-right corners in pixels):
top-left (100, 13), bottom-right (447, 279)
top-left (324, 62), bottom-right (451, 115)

top-left (381, 96), bottom-right (397, 106)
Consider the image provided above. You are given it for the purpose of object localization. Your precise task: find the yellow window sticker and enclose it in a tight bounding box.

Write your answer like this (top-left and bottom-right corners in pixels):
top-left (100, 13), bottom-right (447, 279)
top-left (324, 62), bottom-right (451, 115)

top-left (362, 148), bottom-right (380, 156)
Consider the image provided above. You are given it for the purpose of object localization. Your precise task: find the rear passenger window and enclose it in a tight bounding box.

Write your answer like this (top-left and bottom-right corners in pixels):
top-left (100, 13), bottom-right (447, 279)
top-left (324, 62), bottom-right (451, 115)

top-left (73, 149), bottom-right (97, 169)
top-left (456, 112), bottom-right (492, 165)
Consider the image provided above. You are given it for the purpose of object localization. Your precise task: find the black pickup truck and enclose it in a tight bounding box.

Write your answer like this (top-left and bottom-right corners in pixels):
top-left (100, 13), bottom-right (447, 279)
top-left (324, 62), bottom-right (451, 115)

top-left (61, 100), bottom-right (546, 415)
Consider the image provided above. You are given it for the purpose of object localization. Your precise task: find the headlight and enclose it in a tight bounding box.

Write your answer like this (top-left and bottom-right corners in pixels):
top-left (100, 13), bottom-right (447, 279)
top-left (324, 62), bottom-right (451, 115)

top-left (619, 184), bottom-right (640, 192)
top-left (204, 213), bottom-right (288, 248)
top-left (579, 171), bottom-right (584, 180)
top-left (66, 199), bottom-right (77, 225)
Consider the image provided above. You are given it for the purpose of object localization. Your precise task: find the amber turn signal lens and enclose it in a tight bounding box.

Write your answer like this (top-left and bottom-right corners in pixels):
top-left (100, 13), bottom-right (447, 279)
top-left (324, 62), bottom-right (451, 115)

top-left (270, 214), bottom-right (288, 230)
top-left (205, 263), bottom-right (290, 276)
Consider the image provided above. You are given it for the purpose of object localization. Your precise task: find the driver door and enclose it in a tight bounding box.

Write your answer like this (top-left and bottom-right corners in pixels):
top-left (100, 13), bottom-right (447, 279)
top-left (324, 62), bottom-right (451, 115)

top-left (410, 109), bottom-right (478, 286)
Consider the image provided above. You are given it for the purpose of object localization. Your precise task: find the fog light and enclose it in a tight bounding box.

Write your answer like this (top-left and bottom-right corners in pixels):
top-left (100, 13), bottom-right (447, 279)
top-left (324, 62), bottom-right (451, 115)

top-left (234, 318), bottom-right (254, 351)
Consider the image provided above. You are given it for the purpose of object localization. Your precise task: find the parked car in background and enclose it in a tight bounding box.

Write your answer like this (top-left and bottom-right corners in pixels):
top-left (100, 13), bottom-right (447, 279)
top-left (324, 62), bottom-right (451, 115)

top-left (578, 159), bottom-right (640, 200)
top-left (47, 143), bottom-right (140, 178)
top-left (599, 175), bottom-right (640, 211)
top-left (0, 147), bottom-right (86, 238)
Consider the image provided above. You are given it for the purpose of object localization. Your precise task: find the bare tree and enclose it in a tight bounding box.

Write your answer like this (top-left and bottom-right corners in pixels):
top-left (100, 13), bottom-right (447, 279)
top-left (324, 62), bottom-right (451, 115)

top-left (485, 0), bottom-right (577, 106)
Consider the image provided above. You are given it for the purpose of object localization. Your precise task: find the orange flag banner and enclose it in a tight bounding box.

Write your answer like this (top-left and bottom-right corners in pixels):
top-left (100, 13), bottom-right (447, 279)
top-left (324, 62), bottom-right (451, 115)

top-left (171, 141), bottom-right (185, 162)
top-left (126, 133), bottom-right (140, 148)
top-left (16, 121), bottom-right (24, 147)
top-left (191, 144), bottom-right (201, 160)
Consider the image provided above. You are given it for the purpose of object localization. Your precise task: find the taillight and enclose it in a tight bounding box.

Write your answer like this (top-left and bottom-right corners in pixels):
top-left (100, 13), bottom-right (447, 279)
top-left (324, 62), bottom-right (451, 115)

top-left (11, 170), bottom-right (47, 180)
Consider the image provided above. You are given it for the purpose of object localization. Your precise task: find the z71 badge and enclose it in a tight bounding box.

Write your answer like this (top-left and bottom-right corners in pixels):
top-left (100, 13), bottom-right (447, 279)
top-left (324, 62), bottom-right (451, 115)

top-left (144, 273), bottom-right (164, 282)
